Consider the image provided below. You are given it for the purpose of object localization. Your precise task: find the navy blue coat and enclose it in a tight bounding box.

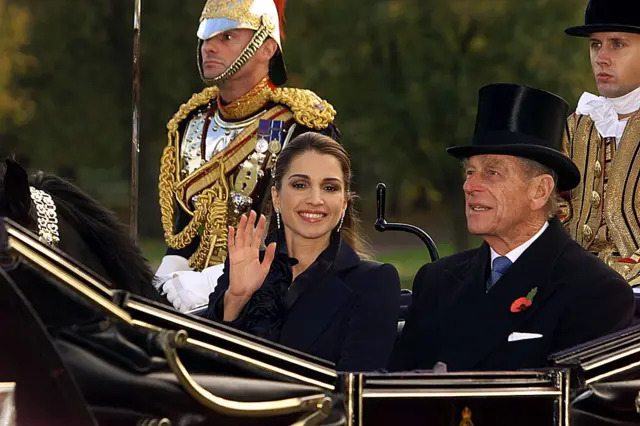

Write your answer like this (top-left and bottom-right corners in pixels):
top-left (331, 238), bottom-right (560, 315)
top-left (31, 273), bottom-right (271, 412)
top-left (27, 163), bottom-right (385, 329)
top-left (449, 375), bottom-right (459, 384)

top-left (204, 235), bottom-right (401, 372)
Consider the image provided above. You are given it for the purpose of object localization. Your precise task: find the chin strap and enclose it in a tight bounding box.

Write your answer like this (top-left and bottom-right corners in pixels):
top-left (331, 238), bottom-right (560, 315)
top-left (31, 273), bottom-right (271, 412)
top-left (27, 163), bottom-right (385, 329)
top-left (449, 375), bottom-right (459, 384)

top-left (199, 16), bottom-right (274, 87)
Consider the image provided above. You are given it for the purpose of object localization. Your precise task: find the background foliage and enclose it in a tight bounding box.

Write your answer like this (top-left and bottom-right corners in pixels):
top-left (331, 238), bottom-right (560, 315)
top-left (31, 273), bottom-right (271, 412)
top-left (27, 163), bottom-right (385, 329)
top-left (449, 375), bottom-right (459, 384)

top-left (0, 0), bottom-right (594, 259)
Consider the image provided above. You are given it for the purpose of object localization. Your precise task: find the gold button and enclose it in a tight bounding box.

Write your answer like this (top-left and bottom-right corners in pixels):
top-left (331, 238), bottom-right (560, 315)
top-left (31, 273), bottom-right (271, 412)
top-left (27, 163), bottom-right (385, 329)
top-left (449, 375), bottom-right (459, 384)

top-left (594, 161), bottom-right (602, 177)
top-left (591, 191), bottom-right (601, 208)
top-left (583, 225), bottom-right (594, 241)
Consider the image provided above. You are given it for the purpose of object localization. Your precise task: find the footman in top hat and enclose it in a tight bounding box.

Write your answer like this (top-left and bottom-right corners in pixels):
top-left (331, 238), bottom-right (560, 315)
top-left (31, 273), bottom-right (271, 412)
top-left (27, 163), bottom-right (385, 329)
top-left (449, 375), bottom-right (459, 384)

top-left (560, 0), bottom-right (640, 283)
top-left (390, 83), bottom-right (635, 372)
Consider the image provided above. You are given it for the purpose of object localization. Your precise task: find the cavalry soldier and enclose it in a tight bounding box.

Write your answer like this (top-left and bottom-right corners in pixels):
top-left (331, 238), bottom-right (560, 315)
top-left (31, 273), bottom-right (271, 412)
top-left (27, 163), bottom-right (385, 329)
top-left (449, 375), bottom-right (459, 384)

top-left (561, 0), bottom-right (640, 284)
top-left (154, 0), bottom-right (340, 311)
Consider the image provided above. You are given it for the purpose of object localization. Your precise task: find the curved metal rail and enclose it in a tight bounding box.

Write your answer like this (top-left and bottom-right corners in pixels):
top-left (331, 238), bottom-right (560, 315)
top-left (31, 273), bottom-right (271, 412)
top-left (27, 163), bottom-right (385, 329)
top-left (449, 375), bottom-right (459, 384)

top-left (373, 183), bottom-right (440, 262)
top-left (158, 330), bottom-right (332, 425)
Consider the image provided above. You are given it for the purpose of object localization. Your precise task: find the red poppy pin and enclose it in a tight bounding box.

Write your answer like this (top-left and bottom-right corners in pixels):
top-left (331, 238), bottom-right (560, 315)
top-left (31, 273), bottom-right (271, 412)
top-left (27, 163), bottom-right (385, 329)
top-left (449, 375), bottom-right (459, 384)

top-left (510, 287), bottom-right (538, 313)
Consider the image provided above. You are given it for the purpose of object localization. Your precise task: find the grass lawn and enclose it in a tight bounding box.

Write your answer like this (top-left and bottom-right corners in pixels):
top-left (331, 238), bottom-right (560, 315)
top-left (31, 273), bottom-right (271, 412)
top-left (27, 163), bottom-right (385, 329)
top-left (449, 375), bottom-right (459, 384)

top-left (140, 239), bottom-right (456, 291)
top-left (139, 238), bottom-right (167, 269)
top-left (375, 243), bottom-right (455, 290)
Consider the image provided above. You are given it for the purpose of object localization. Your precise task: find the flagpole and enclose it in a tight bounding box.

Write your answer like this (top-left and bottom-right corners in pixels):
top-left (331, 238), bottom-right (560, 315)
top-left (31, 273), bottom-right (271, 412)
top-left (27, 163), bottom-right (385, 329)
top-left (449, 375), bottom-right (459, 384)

top-left (130, 0), bottom-right (141, 241)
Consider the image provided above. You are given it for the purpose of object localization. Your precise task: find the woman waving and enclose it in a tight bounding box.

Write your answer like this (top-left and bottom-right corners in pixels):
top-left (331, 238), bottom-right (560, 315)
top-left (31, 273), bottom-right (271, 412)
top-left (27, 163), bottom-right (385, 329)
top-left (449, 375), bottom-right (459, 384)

top-left (204, 132), bottom-right (400, 372)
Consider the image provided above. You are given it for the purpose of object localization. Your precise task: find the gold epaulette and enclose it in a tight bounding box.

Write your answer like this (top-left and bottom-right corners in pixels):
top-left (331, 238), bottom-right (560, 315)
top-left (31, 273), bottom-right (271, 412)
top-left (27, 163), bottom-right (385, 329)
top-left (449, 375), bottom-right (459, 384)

top-left (269, 87), bottom-right (336, 130)
top-left (166, 86), bottom-right (219, 134)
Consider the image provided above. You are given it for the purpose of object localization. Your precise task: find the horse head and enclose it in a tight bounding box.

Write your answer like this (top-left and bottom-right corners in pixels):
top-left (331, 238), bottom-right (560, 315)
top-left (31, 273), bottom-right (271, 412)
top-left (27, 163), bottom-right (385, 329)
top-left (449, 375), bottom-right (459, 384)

top-left (1, 157), bottom-right (165, 309)
top-left (0, 158), bottom-right (32, 228)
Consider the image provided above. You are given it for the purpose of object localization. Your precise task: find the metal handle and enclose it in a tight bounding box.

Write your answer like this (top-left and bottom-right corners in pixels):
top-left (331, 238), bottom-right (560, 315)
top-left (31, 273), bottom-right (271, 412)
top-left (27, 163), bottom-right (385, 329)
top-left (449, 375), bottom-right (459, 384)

top-left (374, 183), bottom-right (440, 262)
top-left (157, 330), bottom-right (332, 424)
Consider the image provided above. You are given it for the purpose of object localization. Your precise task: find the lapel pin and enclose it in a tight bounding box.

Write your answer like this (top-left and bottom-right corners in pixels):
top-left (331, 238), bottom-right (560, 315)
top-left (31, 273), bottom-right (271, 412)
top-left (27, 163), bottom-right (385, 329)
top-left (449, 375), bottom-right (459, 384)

top-left (510, 287), bottom-right (538, 313)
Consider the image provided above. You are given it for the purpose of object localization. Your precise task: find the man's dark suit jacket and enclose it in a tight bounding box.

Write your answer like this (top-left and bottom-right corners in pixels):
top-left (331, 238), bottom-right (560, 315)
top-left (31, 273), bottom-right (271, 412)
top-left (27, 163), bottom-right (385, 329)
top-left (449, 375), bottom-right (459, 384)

top-left (390, 218), bottom-right (635, 372)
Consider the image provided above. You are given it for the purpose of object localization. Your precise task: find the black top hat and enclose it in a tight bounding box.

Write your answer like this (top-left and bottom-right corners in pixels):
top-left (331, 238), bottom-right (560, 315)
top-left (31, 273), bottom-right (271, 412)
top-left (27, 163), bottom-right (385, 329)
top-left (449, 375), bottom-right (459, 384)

top-left (447, 84), bottom-right (580, 192)
top-left (565, 0), bottom-right (640, 37)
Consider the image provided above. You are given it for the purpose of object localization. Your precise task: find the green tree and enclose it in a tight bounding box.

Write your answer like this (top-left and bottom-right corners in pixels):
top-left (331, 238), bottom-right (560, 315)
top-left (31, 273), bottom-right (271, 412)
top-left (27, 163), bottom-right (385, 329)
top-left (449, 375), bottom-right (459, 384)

top-left (4, 0), bottom-right (204, 231)
top-left (284, 0), bottom-right (593, 249)
top-left (0, 0), bottom-right (33, 133)
top-left (4, 0), bottom-right (596, 248)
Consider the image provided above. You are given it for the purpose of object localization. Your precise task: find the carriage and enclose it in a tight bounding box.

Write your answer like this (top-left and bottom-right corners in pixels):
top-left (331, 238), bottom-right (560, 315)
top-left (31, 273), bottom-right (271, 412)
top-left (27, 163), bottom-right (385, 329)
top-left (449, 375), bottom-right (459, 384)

top-left (1, 163), bottom-right (639, 426)
top-left (2, 2), bottom-right (640, 424)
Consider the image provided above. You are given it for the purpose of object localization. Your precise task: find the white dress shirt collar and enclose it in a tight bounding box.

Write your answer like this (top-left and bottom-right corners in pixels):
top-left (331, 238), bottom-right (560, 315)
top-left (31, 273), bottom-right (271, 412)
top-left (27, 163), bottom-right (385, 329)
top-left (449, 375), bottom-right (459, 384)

top-left (490, 221), bottom-right (549, 269)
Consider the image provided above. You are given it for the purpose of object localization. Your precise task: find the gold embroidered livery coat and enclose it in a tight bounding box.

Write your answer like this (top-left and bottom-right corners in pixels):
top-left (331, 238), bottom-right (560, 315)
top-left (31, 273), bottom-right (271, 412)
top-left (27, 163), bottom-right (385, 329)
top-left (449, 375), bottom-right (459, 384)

top-left (561, 110), bottom-right (640, 283)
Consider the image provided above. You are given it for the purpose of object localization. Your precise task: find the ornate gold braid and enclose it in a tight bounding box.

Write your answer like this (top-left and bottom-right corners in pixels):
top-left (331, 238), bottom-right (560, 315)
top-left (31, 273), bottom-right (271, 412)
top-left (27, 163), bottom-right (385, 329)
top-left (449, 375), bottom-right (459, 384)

top-left (190, 171), bottom-right (229, 270)
top-left (158, 87), bottom-right (220, 258)
top-left (159, 143), bottom-right (229, 269)
top-left (269, 88), bottom-right (336, 130)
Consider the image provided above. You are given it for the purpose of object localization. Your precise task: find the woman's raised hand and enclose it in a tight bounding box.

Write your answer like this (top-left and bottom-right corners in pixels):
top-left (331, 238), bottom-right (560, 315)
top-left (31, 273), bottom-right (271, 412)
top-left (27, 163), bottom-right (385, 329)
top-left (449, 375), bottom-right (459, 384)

top-left (226, 210), bottom-right (277, 303)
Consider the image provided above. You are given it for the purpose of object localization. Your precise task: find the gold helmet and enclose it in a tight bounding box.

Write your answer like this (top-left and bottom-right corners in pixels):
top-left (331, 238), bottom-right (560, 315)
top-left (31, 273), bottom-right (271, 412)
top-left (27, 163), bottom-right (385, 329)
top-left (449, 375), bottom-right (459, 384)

top-left (197, 0), bottom-right (287, 86)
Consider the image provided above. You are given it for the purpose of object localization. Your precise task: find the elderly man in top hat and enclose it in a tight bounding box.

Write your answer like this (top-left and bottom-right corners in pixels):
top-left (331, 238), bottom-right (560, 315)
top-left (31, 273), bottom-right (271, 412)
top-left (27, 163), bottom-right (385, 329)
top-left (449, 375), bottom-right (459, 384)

top-left (560, 0), bottom-right (640, 284)
top-left (390, 84), bottom-right (635, 372)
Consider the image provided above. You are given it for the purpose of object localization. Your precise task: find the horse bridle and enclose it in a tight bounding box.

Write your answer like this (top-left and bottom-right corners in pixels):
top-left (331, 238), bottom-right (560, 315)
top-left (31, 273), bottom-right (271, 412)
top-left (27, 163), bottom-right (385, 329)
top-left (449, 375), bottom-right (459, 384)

top-left (29, 187), bottom-right (60, 246)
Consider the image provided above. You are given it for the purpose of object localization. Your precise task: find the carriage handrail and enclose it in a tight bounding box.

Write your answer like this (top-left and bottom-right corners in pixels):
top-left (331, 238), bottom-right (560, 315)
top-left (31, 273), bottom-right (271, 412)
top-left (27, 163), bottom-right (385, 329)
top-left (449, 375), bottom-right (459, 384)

top-left (157, 330), bottom-right (332, 425)
top-left (374, 183), bottom-right (440, 262)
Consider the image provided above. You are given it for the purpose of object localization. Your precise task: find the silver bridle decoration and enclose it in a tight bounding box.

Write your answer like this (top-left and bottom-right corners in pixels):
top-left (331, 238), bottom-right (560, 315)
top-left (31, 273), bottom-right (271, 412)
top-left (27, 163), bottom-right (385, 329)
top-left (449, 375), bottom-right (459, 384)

top-left (29, 186), bottom-right (60, 246)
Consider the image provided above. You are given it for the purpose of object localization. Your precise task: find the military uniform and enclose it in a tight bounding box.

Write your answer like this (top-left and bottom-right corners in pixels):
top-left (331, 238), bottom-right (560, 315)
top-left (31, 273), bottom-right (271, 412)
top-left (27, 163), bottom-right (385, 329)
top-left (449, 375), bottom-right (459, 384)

top-left (155, 0), bottom-right (340, 311)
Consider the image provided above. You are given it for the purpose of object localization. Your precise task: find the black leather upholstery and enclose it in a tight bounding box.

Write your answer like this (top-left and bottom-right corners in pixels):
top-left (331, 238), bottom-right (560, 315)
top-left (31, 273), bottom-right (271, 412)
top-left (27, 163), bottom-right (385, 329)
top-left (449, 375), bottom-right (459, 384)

top-left (397, 289), bottom-right (413, 337)
top-left (571, 378), bottom-right (640, 426)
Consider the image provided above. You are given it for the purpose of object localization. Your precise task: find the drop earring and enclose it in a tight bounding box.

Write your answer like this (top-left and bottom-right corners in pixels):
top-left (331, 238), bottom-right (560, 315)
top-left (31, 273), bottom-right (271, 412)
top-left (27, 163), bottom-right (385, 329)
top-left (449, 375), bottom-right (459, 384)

top-left (276, 208), bottom-right (281, 229)
top-left (337, 214), bottom-right (344, 232)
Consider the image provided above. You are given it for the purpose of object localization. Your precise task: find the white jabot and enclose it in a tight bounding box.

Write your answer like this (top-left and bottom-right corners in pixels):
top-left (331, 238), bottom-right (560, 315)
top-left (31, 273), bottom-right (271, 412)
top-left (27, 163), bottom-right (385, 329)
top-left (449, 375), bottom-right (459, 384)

top-left (576, 87), bottom-right (640, 143)
top-left (490, 221), bottom-right (549, 269)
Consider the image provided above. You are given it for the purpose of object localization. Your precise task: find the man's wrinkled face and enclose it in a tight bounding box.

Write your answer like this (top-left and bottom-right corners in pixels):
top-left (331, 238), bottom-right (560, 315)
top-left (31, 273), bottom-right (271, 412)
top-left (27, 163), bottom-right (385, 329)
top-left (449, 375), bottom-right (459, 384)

top-left (200, 29), bottom-right (255, 79)
top-left (463, 155), bottom-right (535, 240)
top-left (589, 32), bottom-right (640, 98)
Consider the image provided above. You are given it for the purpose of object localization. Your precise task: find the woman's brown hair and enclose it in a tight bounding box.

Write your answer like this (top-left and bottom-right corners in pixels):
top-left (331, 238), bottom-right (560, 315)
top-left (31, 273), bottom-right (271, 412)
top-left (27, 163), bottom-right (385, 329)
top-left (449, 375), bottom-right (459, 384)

top-left (270, 132), bottom-right (372, 259)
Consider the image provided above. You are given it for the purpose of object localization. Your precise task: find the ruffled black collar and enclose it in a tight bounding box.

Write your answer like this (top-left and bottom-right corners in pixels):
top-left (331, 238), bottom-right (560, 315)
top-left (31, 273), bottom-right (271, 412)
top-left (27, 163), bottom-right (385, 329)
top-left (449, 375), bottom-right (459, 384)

top-left (240, 230), bottom-right (343, 342)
